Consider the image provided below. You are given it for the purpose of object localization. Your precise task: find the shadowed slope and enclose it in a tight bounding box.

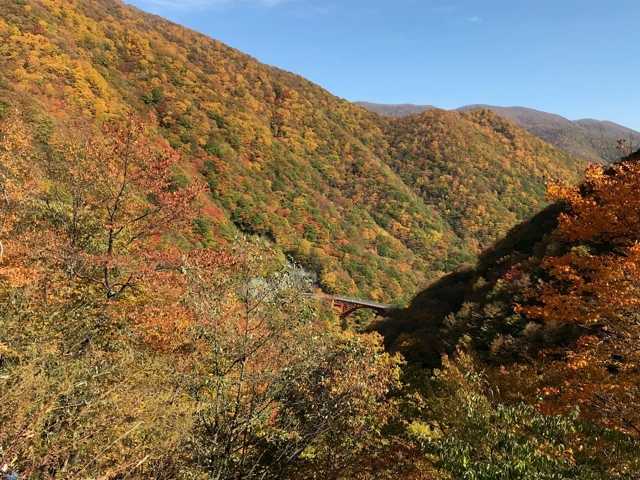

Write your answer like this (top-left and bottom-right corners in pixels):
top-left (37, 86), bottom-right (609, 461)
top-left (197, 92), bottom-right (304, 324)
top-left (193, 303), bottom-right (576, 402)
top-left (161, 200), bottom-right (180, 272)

top-left (377, 148), bottom-right (640, 365)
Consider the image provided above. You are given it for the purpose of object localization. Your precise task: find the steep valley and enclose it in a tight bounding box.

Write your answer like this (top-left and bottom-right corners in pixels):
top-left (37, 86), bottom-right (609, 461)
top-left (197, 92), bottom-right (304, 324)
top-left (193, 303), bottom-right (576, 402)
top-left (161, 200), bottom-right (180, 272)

top-left (0, 0), bottom-right (587, 302)
top-left (2, 1), bottom-right (640, 478)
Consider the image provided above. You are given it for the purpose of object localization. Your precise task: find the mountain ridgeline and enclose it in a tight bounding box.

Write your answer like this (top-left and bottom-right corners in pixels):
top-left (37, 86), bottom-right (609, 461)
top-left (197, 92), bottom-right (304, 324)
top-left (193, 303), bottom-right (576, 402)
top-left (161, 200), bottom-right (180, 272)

top-left (0, 0), bottom-right (587, 302)
top-left (360, 102), bottom-right (640, 163)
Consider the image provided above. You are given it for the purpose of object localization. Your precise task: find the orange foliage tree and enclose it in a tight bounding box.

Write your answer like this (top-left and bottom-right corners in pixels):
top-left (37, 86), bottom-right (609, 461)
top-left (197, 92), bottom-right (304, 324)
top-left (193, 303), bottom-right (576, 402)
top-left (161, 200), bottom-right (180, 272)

top-left (37, 118), bottom-right (202, 300)
top-left (518, 160), bottom-right (640, 434)
top-left (0, 111), bottom-right (42, 283)
top-left (184, 244), bottom-right (402, 479)
top-left (523, 162), bottom-right (640, 327)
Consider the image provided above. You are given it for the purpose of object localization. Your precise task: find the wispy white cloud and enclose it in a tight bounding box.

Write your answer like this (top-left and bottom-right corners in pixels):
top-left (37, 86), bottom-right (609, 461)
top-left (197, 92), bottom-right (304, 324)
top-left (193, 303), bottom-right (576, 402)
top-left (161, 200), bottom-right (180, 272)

top-left (466, 15), bottom-right (483, 23)
top-left (430, 4), bottom-right (485, 25)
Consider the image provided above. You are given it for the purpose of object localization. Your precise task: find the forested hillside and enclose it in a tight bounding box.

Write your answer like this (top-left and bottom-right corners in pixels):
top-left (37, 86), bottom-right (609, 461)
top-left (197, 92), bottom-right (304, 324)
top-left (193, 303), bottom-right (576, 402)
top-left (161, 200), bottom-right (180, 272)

top-left (377, 150), bottom-right (640, 476)
top-left (361, 102), bottom-right (640, 163)
top-left (0, 0), bottom-right (585, 302)
top-left (2, 1), bottom-right (640, 478)
top-left (458, 105), bottom-right (640, 163)
top-left (385, 108), bottom-right (583, 251)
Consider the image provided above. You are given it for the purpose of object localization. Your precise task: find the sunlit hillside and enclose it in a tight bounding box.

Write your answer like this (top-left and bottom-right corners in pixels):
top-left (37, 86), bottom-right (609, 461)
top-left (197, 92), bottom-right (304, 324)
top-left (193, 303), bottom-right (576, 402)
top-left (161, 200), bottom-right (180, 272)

top-left (361, 102), bottom-right (640, 164)
top-left (2, 1), bottom-right (638, 478)
top-left (0, 0), bottom-right (586, 301)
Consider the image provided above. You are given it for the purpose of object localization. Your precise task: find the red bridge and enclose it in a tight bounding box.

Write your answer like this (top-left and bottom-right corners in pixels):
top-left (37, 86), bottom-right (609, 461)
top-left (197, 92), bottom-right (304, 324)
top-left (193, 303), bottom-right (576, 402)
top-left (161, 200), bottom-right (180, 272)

top-left (312, 293), bottom-right (394, 319)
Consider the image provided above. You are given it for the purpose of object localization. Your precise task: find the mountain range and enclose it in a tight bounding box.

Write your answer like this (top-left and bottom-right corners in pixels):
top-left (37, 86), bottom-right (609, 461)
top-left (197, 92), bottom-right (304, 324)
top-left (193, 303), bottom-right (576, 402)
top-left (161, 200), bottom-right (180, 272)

top-left (0, 0), bottom-right (586, 302)
top-left (358, 102), bottom-right (640, 163)
top-left (3, 1), bottom-right (640, 478)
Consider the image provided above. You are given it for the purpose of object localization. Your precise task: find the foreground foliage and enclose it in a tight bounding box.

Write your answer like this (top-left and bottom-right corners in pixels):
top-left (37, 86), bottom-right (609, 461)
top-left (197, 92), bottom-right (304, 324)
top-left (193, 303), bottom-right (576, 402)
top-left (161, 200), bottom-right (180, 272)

top-left (381, 151), bottom-right (640, 477)
top-left (406, 352), bottom-right (639, 479)
top-left (0, 116), bottom-right (404, 478)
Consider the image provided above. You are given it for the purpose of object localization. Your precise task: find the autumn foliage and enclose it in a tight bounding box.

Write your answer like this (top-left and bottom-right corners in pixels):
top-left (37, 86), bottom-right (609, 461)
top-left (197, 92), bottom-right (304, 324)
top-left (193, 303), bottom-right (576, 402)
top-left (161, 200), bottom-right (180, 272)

top-left (0, 111), bottom-right (405, 478)
top-left (0, 0), bottom-right (588, 302)
top-left (2, 0), bottom-right (640, 478)
top-left (513, 159), bottom-right (640, 434)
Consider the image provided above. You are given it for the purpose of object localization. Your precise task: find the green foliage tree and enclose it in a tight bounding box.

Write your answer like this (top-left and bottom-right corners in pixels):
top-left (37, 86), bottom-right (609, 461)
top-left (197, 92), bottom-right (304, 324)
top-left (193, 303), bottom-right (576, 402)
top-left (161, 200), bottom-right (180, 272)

top-left (405, 351), bottom-right (640, 480)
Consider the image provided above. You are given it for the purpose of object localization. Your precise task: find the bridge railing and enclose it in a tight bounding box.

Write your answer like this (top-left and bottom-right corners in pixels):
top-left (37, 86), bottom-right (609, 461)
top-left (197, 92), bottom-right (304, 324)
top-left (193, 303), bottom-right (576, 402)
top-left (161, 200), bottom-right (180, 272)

top-left (304, 292), bottom-right (396, 318)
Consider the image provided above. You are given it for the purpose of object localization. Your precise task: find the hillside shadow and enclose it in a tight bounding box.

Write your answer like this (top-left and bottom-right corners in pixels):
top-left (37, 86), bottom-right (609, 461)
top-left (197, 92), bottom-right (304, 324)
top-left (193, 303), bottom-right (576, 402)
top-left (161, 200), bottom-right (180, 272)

top-left (372, 202), bottom-right (565, 366)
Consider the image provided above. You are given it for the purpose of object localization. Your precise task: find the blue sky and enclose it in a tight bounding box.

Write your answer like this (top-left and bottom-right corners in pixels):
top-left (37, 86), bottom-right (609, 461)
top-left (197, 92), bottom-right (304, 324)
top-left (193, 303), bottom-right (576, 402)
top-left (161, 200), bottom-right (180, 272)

top-left (127, 0), bottom-right (639, 130)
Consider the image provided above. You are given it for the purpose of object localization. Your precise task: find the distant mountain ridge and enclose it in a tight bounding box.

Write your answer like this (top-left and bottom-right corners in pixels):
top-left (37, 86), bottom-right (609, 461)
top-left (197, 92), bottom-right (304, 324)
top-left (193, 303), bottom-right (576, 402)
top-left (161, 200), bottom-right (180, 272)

top-left (357, 102), bottom-right (640, 163)
top-left (355, 102), bottom-right (434, 118)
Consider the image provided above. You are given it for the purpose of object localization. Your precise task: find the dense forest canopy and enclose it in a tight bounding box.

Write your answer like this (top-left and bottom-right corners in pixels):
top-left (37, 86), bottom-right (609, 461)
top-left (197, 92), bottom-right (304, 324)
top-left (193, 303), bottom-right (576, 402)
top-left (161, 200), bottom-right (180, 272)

top-left (0, 0), bottom-right (586, 303)
top-left (361, 102), bottom-right (640, 164)
top-left (2, 0), bottom-right (640, 478)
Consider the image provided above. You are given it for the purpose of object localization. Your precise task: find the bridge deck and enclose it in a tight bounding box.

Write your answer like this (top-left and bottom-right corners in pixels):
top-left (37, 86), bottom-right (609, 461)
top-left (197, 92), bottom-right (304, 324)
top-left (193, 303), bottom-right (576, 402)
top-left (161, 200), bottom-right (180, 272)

top-left (313, 293), bottom-right (393, 310)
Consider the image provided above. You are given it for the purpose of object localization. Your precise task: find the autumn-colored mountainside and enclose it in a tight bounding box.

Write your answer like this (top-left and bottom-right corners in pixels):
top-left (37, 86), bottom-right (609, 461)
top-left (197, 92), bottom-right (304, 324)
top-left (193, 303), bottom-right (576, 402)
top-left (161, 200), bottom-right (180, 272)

top-left (459, 105), bottom-right (640, 163)
top-left (0, 0), bottom-right (588, 303)
top-left (378, 149), bottom-right (640, 445)
top-left (3, 2), bottom-right (640, 478)
top-left (384, 108), bottom-right (584, 251)
top-left (360, 102), bottom-right (640, 163)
